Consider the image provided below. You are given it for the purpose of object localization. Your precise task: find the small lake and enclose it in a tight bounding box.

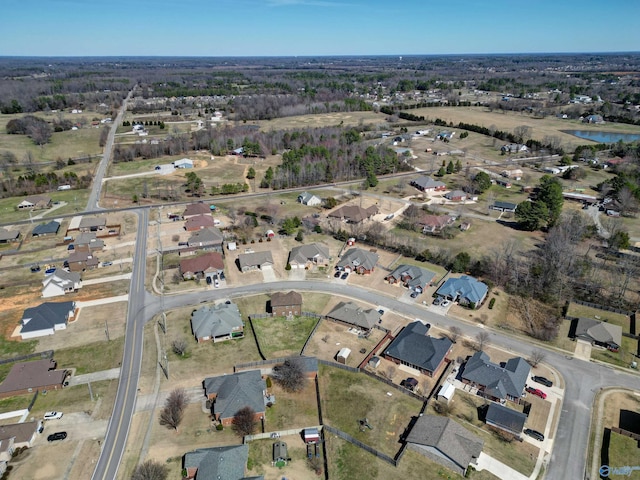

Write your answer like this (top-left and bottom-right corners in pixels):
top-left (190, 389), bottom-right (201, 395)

top-left (563, 130), bottom-right (640, 143)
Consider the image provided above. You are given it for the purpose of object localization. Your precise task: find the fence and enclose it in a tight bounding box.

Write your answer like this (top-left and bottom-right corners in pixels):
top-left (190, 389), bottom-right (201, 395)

top-left (0, 350), bottom-right (54, 366)
top-left (300, 315), bottom-right (324, 355)
top-left (323, 425), bottom-right (398, 466)
top-left (611, 426), bottom-right (640, 441)
top-left (244, 426), bottom-right (322, 442)
top-left (317, 358), bottom-right (359, 373)
top-left (572, 299), bottom-right (631, 316)
top-left (234, 356), bottom-right (316, 372)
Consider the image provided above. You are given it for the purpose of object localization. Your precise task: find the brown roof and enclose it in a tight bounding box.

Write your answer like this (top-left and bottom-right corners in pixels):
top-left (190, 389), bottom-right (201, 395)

top-left (180, 252), bottom-right (224, 275)
top-left (328, 204), bottom-right (378, 223)
top-left (419, 214), bottom-right (455, 228)
top-left (0, 359), bottom-right (66, 395)
top-left (184, 215), bottom-right (215, 231)
top-left (271, 291), bottom-right (302, 307)
top-left (68, 251), bottom-right (99, 266)
top-left (0, 421), bottom-right (39, 443)
top-left (183, 203), bottom-right (211, 217)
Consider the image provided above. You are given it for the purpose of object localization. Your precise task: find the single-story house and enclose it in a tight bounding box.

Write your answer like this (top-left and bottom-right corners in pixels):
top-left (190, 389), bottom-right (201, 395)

top-left (501, 169), bottom-right (523, 180)
top-left (436, 275), bottom-right (488, 308)
top-left (444, 190), bottom-right (467, 202)
top-left (385, 264), bottom-right (436, 293)
top-left (461, 351), bottom-right (530, 404)
top-left (203, 370), bottom-right (266, 426)
top-left (183, 203), bottom-right (212, 218)
top-left (20, 301), bottom-right (75, 339)
top-left (288, 243), bottom-right (330, 269)
top-left (406, 415), bottom-right (483, 477)
top-left (501, 144), bottom-right (529, 154)
top-left (485, 403), bottom-right (527, 436)
top-left (183, 444), bottom-right (256, 480)
top-left (187, 227), bottom-right (224, 251)
top-left (0, 228), bottom-right (20, 244)
top-left (32, 220), bottom-right (60, 237)
top-left (410, 176), bottom-right (446, 192)
top-left (490, 201), bottom-right (518, 213)
top-left (297, 192), bottom-right (322, 206)
top-left (326, 301), bottom-right (379, 331)
top-left (184, 214), bottom-right (215, 231)
top-left (328, 204), bottom-right (378, 224)
top-left (66, 250), bottom-right (99, 272)
top-left (383, 321), bottom-right (453, 377)
top-left (237, 251), bottom-right (274, 272)
top-left (190, 302), bottom-right (243, 343)
top-left (419, 214), bottom-right (456, 234)
top-left (173, 158), bottom-right (193, 169)
top-left (42, 270), bottom-right (82, 298)
top-left (571, 317), bottom-right (622, 351)
top-left (0, 359), bottom-right (67, 398)
top-left (17, 195), bottom-right (51, 210)
top-left (74, 232), bottom-right (105, 252)
top-left (336, 248), bottom-right (379, 275)
top-left (583, 114), bottom-right (604, 124)
top-left (0, 421), bottom-right (42, 449)
top-left (78, 216), bottom-right (106, 232)
top-left (437, 131), bottom-right (455, 141)
top-left (269, 291), bottom-right (303, 316)
top-left (180, 252), bottom-right (224, 280)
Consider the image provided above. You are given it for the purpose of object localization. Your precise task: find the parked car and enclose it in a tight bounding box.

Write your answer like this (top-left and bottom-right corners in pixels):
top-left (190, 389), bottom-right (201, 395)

top-left (334, 270), bottom-right (342, 278)
top-left (441, 300), bottom-right (451, 308)
top-left (525, 387), bottom-right (547, 399)
top-left (524, 428), bottom-right (545, 441)
top-left (101, 261), bottom-right (113, 267)
top-left (410, 291), bottom-right (419, 298)
top-left (378, 309), bottom-right (385, 315)
top-left (44, 411), bottom-right (63, 420)
top-left (214, 279), bottom-right (220, 288)
top-left (433, 297), bottom-right (442, 306)
top-left (67, 244), bottom-right (75, 250)
top-left (400, 378), bottom-right (418, 391)
top-left (340, 272), bottom-right (349, 280)
top-left (206, 276), bottom-right (212, 285)
top-left (47, 432), bottom-right (67, 442)
top-left (532, 376), bottom-right (553, 387)
top-left (30, 265), bottom-right (41, 273)
top-left (44, 267), bottom-right (56, 275)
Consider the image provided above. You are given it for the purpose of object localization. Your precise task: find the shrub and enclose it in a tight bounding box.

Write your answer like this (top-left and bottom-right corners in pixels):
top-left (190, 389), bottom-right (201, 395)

top-left (216, 423), bottom-right (223, 431)
top-left (266, 377), bottom-right (272, 388)
top-left (488, 298), bottom-right (496, 309)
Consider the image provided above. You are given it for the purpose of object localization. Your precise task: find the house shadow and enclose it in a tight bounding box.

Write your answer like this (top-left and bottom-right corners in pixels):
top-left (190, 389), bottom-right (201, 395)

top-left (619, 410), bottom-right (640, 436)
top-left (600, 427), bottom-right (611, 478)
top-left (495, 219), bottom-right (522, 230)
top-left (477, 404), bottom-right (489, 423)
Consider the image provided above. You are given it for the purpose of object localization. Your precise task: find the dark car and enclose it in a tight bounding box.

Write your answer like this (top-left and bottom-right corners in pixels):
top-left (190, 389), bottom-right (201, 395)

top-left (334, 270), bottom-right (341, 278)
top-left (340, 272), bottom-right (349, 280)
top-left (410, 291), bottom-right (419, 298)
top-left (400, 378), bottom-right (418, 391)
top-left (47, 431), bottom-right (67, 442)
top-left (30, 265), bottom-right (41, 273)
top-left (433, 297), bottom-right (442, 306)
top-left (532, 376), bottom-right (553, 388)
top-left (524, 428), bottom-right (544, 441)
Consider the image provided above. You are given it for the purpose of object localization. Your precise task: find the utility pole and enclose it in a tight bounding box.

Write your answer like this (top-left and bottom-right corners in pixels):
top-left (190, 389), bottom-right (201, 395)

top-left (88, 381), bottom-right (94, 401)
top-left (104, 318), bottom-right (110, 341)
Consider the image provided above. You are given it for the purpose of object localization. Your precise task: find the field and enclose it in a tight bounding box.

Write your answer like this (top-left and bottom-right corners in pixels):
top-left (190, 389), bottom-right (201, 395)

top-left (258, 111), bottom-right (387, 131)
top-left (251, 315), bottom-right (320, 358)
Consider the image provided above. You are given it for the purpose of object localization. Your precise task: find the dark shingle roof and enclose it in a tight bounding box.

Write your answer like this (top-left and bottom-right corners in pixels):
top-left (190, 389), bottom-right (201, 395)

top-left (411, 176), bottom-right (446, 190)
top-left (327, 301), bottom-right (379, 330)
top-left (32, 221), bottom-right (60, 236)
top-left (461, 351), bottom-right (530, 400)
top-left (288, 243), bottom-right (330, 265)
top-left (21, 301), bottom-right (74, 334)
top-left (384, 322), bottom-right (452, 373)
top-left (387, 264), bottom-right (436, 289)
top-left (184, 444), bottom-right (250, 480)
top-left (574, 317), bottom-right (622, 346)
top-left (270, 291), bottom-right (302, 308)
top-left (203, 370), bottom-right (266, 421)
top-left (485, 403), bottom-right (527, 434)
top-left (191, 302), bottom-right (243, 341)
top-left (337, 248), bottom-right (379, 271)
top-left (437, 276), bottom-right (488, 305)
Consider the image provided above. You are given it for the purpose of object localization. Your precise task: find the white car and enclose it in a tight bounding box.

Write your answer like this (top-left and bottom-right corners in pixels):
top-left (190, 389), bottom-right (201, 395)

top-left (441, 300), bottom-right (451, 308)
top-left (44, 411), bottom-right (63, 420)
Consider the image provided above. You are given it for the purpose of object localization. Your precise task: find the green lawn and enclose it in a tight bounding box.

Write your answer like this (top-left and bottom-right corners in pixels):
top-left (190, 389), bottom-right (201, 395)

top-left (247, 437), bottom-right (312, 478)
top-left (31, 379), bottom-right (118, 421)
top-left (52, 338), bottom-right (125, 375)
top-left (566, 302), bottom-right (630, 332)
top-left (251, 315), bottom-right (319, 358)
top-left (607, 431), bottom-right (640, 479)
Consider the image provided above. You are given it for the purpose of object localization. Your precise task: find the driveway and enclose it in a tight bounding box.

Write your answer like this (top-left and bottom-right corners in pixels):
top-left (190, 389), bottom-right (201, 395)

top-left (574, 339), bottom-right (592, 361)
top-left (288, 267), bottom-right (306, 281)
top-left (261, 265), bottom-right (277, 282)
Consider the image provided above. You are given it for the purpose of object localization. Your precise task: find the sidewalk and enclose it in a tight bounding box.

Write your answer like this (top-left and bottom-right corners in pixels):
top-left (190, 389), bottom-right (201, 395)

top-left (76, 294), bottom-right (129, 308)
top-left (82, 273), bottom-right (131, 286)
top-left (476, 452), bottom-right (530, 480)
top-left (68, 367), bottom-right (121, 386)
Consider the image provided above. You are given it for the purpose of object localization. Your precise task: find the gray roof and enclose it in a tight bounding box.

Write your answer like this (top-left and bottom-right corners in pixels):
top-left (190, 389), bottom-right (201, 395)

top-left (238, 251), bottom-right (274, 270)
top-left (337, 248), bottom-right (379, 271)
top-left (411, 176), bottom-right (446, 190)
top-left (32, 221), bottom-right (60, 236)
top-left (79, 217), bottom-right (106, 229)
top-left (574, 318), bottom-right (622, 346)
top-left (203, 370), bottom-right (266, 421)
top-left (188, 227), bottom-right (224, 246)
top-left (445, 190), bottom-right (467, 199)
top-left (485, 403), bottom-right (527, 434)
top-left (462, 351), bottom-right (530, 401)
top-left (288, 243), bottom-right (330, 265)
top-left (184, 444), bottom-right (252, 480)
top-left (191, 303), bottom-right (243, 341)
top-left (0, 228), bottom-right (20, 242)
top-left (75, 232), bottom-right (105, 248)
top-left (270, 291), bottom-right (302, 308)
top-left (492, 201), bottom-right (518, 211)
top-left (21, 301), bottom-right (75, 334)
top-left (327, 301), bottom-right (379, 330)
top-left (387, 264), bottom-right (436, 290)
top-left (437, 276), bottom-right (488, 305)
top-left (384, 322), bottom-right (452, 373)
top-left (328, 204), bottom-right (378, 223)
top-left (406, 415), bottom-right (483, 469)
top-left (298, 191), bottom-right (320, 204)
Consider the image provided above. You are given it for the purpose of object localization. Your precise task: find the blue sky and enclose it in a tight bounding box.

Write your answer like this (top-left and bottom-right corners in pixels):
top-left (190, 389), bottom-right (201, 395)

top-left (2, 0), bottom-right (639, 56)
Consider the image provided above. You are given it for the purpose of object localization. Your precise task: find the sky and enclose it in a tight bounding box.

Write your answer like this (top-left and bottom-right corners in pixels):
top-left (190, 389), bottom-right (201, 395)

top-left (2, 0), bottom-right (639, 57)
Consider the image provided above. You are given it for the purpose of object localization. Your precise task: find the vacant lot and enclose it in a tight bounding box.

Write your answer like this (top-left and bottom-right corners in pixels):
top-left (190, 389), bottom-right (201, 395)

top-left (251, 315), bottom-right (320, 358)
top-left (264, 380), bottom-right (320, 431)
top-left (258, 111), bottom-right (387, 132)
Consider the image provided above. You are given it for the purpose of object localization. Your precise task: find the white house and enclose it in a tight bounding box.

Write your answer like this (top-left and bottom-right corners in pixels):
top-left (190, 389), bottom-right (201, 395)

top-left (42, 270), bottom-right (82, 298)
top-left (173, 158), bottom-right (194, 169)
top-left (297, 192), bottom-right (322, 206)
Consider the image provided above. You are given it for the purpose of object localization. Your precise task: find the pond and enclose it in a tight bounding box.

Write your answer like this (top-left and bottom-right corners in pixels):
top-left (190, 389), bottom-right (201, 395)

top-left (563, 130), bottom-right (640, 143)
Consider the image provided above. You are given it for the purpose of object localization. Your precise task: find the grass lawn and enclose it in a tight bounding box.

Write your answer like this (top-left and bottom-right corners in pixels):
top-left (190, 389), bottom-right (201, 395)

top-left (247, 437), bottom-right (313, 479)
top-left (566, 302), bottom-right (630, 332)
top-left (607, 431), bottom-right (640, 479)
top-left (53, 337), bottom-right (125, 375)
top-left (264, 381), bottom-right (320, 430)
top-left (251, 315), bottom-right (320, 358)
top-left (0, 394), bottom-right (33, 414)
top-left (591, 335), bottom-right (638, 368)
top-left (32, 379), bottom-right (118, 421)
top-left (0, 188), bottom-right (89, 224)
top-left (318, 364), bottom-right (422, 458)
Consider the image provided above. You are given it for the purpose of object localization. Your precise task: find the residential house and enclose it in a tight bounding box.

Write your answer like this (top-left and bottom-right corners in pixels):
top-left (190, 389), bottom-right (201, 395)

top-left (270, 291), bottom-right (303, 316)
top-left (326, 301), bottom-right (380, 331)
top-left (0, 421), bottom-right (42, 449)
top-left (328, 204), bottom-right (378, 224)
top-left (183, 444), bottom-right (259, 480)
top-left (336, 248), bottom-right (379, 275)
top-left (183, 203), bottom-right (212, 218)
top-left (180, 252), bottom-right (224, 280)
top-left (500, 144), bottom-right (529, 154)
top-left (187, 227), bottom-right (224, 252)
top-left (461, 351), bottom-right (530, 404)
top-left (173, 158), bottom-right (193, 169)
top-left (384, 321), bottom-right (453, 377)
top-left (184, 215), bottom-right (215, 231)
top-left (0, 228), bottom-right (20, 244)
top-left (583, 114), bottom-right (604, 124)
top-left (297, 192), bottom-right (322, 206)
top-left (66, 250), bottom-right (99, 272)
top-left (78, 216), bottom-right (106, 232)
top-left (410, 176), bottom-right (447, 193)
top-left (489, 201), bottom-right (518, 213)
top-left (42, 270), bottom-right (82, 298)
top-left (485, 403), bottom-right (527, 436)
top-left (436, 275), bottom-right (488, 308)
top-left (20, 301), bottom-right (75, 339)
top-left (501, 169), bottom-right (523, 180)
top-left (444, 190), bottom-right (467, 202)
top-left (571, 317), bottom-right (623, 351)
top-left (0, 359), bottom-right (68, 398)
top-left (419, 214), bottom-right (456, 234)
top-left (17, 195), bottom-right (51, 210)
top-left (406, 415), bottom-right (483, 477)
top-left (0, 436), bottom-right (13, 476)
top-left (74, 232), bottom-right (105, 252)
top-left (237, 251), bottom-right (274, 272)
top-left (32, 220), bottom-right (60, 237)
top-left (437, 131), bottom-right (455, 141)
top-left (203, 370), bottom-right (267, 426)
top-left (385, 264), bottom-right (436, 293)
top-left (287, 243), bottom-right (330, 269)
top-left (190, 302), bottom-right (243, 343)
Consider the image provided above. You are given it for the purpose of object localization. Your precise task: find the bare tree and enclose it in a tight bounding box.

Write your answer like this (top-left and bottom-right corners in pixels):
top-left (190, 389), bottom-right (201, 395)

top-left (433, 400), bottom-right (452, 415)
top-left (131, 460), bottom-right (169, 480)
top-left (232, 406), bottom-right (257, 437)
top-left (385, 365), bottom-right (397, 380)
top-left (448, 326), bottom-right (461, 344)
top-left (475, 331), bottom-right (490, 351)
top-left (159, 388), bottom-right (187, 431)
top-left (271, 358), bottom-right (307, 392)
top-left (171, 338), bottom-right (188, 357)
top-left (529, 349), bottom-right (546, 367)
top-left (307, 456), bottom-right (323, 475)
top-left (171, 234), bottom-right (180, 242)
top-left (618, 187), bottom-right (638, 216)
top-left (513, 125), bottom-right (532, 144)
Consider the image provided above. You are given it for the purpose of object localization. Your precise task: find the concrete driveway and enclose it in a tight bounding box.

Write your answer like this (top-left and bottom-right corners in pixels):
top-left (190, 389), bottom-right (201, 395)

top-left (574, 339), bottom-right (592, 361)
top-left (261, 265), bottom-right (277, 282)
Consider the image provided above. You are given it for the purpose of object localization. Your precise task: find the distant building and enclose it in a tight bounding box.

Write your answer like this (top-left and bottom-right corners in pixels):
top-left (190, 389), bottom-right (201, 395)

top-left (17, 195), bottom-right (51, 210)
top-left (297, 192), bottom-right (322, 206)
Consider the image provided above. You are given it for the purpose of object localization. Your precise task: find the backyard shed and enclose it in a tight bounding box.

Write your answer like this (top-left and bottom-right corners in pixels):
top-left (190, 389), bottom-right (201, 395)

top-left (303, 428), bottom-right (320, 444)
top-left (437, 382), bottom-right (455, 403)
top-left (336, 348), bottom-right (351, 364)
